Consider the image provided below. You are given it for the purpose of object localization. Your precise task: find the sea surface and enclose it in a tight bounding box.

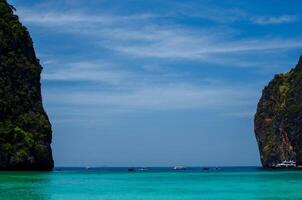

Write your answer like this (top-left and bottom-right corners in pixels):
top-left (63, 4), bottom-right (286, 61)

top-left (1, 167), bottom-right (302, 199)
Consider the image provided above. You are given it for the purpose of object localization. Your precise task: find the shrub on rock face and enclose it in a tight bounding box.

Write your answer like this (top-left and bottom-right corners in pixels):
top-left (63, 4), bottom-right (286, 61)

top-left (0, 0), bottom-right (53, 170)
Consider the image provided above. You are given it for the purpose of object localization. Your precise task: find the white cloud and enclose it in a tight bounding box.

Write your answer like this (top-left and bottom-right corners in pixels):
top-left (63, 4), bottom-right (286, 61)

top-left (251, 15), bottom-right (298, 25)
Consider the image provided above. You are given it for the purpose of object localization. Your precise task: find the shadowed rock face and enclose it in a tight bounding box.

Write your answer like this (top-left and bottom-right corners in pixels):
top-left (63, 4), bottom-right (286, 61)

top-left (0, 0), bottom-right (53, 170)
top-left (255, 55), bottom-right (302, 168)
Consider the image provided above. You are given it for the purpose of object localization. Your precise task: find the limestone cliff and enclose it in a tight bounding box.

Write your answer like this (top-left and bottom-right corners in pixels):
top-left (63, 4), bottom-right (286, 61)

top-left (255, 55), bottom-right (302, 168)
top-left (0, 0), bottom-right (53, 170)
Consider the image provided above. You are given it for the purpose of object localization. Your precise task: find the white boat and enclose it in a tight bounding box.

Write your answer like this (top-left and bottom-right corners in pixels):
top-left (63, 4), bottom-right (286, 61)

top-left (138, 168), bottom-right (148, 171)
top-left (173, 166), bottom-right (186, 170)
top-left (275, 160), bottom-right (296, 168)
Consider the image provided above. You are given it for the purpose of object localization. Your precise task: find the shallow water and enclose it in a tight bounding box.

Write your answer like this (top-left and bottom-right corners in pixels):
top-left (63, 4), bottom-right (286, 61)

top-left (1, 167), bottom-right (302, 200)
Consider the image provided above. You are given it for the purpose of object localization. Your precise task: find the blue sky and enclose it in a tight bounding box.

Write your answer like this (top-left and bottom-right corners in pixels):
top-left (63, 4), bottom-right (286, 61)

top-left (9, 0), bottom-right (302, 167)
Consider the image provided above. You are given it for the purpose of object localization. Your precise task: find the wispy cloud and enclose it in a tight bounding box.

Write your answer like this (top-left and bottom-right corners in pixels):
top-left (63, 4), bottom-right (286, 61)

top-left (19, 10), bottom-right (158, 25)
top-left (16, 3), bottom-right (300, 112)
top-left (43, 61), bottom-right (133, 85)
top-left (15, 11), bottom-right (302, 69)
top-left (251, 15), bottom-right (298, 25)
top-left (112, 36), bottom-right (302, 60)
top-left (45, 84), bottom-right (257, 111)
top-left (165, 2), bottom-right (299, 25)
top-left (41, 59), bottom-right (258, 113)
top-left (18, 9), bottom-right (302, 64)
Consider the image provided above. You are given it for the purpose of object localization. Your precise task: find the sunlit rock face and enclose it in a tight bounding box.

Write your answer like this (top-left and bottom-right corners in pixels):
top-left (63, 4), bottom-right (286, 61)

top-left (0, 0), bottom-right (53, 170)
top-left (255, 55), bottom-right (302, 168)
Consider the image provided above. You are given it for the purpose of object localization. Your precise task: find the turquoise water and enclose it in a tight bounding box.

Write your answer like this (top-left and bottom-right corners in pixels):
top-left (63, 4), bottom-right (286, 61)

top-left (1, 168), bottom-right (302, 199)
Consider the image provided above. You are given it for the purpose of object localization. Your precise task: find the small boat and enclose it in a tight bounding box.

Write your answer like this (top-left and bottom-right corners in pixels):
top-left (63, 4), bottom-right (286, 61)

top-left (85, 166), bottom-right (90, 170)
top-left (173, 166), bottom-right (186, 170)
top-left (128, 168), bottom-right (135, 172)
top-left (138, 168), bottom-right (148, 171)
top-left (275, 160), bottom-right (296, 168)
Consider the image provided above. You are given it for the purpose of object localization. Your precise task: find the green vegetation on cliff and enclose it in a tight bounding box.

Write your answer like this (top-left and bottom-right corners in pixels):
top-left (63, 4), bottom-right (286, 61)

top-left (0, 0), bottom-right (53, 170)
top-left (255, 56), bottom-right (302, 167)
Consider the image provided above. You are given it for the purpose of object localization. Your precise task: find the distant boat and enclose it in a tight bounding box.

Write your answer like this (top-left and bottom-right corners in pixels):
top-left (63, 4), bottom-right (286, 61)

top-left (173, 166), bottom-right (186, 170)
top-left (138, 168), bottom-right (148, 171)
top-left (128, 168), bottom-right (135, 172)
top-left (203, 167), bottom-right (210, 170)
top-left (85, 166), bottom-right (90, 170)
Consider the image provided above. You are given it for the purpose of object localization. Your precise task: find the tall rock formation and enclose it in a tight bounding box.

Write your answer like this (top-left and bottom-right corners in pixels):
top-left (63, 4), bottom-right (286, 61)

top-left (255, 55), bottom-right (302, 168)
top-left (0, 0), bottom-right (53, 170)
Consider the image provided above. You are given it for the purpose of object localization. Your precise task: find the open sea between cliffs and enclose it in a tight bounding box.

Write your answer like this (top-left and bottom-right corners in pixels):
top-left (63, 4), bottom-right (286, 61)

top-left (1, 167), bottom-right (302, 200)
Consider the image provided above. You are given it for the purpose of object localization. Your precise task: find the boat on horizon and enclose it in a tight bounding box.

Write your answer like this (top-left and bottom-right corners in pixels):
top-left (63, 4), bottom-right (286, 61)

top-left (138, 168), bottom-right (148, 171)
top-left (173, 166), bottom-right (187, 170)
